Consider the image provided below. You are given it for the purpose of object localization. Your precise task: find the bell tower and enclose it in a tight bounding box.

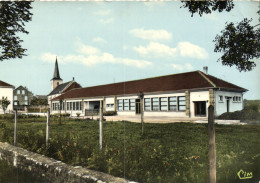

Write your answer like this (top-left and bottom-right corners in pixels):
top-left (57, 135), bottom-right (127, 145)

top-left (51, 57), bottom-right (63, 90)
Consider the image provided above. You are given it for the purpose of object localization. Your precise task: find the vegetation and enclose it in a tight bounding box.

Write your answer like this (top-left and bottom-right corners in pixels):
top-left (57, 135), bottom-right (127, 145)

top-left (0, 1), bottom-right (33, 61)
top-left (0, 97), bottom-right (10, 114)
top-left (103, 111), bottom-right (117, 116)
top-left (0, 117), bottom-right (259, 183)
top-left (30, 97), bottom-right (48, 106)
top-left (181, 1), bottom-right (260, 72)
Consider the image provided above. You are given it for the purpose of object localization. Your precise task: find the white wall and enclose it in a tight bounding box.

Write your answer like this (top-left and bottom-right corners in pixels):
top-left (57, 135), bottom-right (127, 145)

top-left (214, 90), bottom-right (243, 116)
top-left (190, 91), bottom-right (209, 117)
top-left (0, 87), bottom-right (14, 114)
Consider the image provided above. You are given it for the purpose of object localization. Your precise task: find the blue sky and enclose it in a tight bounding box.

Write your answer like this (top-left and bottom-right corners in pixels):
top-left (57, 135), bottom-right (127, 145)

top-left (0, 1), bottom-right (259, 99)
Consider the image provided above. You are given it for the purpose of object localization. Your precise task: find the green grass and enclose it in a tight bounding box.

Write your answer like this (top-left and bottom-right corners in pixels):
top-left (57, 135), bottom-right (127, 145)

top-left (0, 118), bottom-right (259, 183)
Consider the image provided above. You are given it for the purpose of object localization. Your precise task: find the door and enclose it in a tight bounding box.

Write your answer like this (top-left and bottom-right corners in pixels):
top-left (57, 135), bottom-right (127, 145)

top-left (194, 101), bottom-right (206, 116)
top-left (227, 99), bottom-right (230, 113)
top-left (135, 99), bottom-right (141, 114)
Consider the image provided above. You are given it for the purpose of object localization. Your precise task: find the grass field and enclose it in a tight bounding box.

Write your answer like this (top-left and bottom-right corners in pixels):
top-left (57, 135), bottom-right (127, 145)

top-left (0, 117), bottom-right (259, 183)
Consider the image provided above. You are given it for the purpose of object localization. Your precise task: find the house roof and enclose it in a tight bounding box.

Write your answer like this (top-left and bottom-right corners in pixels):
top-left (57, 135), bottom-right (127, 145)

top-left (52, 71), bottom-right (247, 101)
top-left (48, 81), bottom-right (81, 96)
top-left (0, 80), bottom-right (14, 88)
top-left (51, 58), bottom-right (62, 80)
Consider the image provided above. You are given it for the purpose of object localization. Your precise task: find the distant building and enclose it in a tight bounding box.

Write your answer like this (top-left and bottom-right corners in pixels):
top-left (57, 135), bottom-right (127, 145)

top-left (0, 80), bottom-right (14, 114)
top-left (47, 58), bottom-right (82, 108)
top-left (13, 86), bottom-right (34, 106)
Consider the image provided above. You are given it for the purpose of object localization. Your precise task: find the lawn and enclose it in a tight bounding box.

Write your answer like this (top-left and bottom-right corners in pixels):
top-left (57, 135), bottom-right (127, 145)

top-left (0, 117), bottom-right (259, 183)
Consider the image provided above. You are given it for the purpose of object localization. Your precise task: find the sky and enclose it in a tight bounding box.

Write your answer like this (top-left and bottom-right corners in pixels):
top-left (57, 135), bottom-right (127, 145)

top-left (0, 1), bottom-right (259, 99)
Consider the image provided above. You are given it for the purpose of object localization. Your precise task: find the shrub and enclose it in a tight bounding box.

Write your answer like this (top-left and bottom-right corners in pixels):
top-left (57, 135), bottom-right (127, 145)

top-left (103, 111), bottom-right (117, 116)
top-left (217, 109), bottom-right (260, 120)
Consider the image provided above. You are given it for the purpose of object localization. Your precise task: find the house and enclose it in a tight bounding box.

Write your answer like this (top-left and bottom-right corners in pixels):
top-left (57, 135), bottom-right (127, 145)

top-left (13, 86), bottom-right (34, 108)
top-left (47, 58), bottom-right (81, 109)
top-left (50, 68), bottom-right (247, 118)
top-left (0, 80), bottom-right (14, 114)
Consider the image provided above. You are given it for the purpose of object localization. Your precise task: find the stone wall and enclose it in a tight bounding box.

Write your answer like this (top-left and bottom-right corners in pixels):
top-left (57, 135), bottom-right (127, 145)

top-left (0, 142), bottom-right (136, 183)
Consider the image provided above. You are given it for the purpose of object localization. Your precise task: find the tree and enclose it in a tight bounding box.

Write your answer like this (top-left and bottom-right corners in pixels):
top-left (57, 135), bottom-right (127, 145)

top-left (0, 97), bottom-right (11, 114)
top-left (0, 1), bottom-right (33, 61)
top-left (181, 1), bottom-right (260, 72)
top-left (30, 97), bottom-right (48, 106)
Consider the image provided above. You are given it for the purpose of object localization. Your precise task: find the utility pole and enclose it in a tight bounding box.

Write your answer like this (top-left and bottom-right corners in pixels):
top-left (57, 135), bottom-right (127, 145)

top-left (208, 105), bottom-right (216, 183)
top-left (46, 108), bottom-right (50, 148)
top-left (14, 109), bottom-right (17, 146)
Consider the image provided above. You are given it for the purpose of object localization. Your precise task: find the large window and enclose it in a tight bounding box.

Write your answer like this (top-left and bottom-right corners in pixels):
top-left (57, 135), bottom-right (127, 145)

top-left (152, 98), bottom-right (159, 111)
top-left (76, 102), bottom-right (79, 110)
top-left (17, 90), bottom-right (20, 94)
top-left (130, 99), bottom-right (135, 111)
top-left (144, 98), bottom-right (151, 111)
top-left (160, 97), bottom-right (167, 111)
top-left (79, 102), bottom-right (82, 110)
top-left (24, 96), bottom-right (28, 100)
top-left (168, 97), bottom-right (177, 111)
top-left (117, 100), bottom-right (123, 111)
top-left (178, 96), bottom-right (186, 111)
top-left (14, 96), bottom-right (17, 100)
top-left (22, 90), bottom-right (25, 94)
top-left (123, 99), bottom-right (129, 111)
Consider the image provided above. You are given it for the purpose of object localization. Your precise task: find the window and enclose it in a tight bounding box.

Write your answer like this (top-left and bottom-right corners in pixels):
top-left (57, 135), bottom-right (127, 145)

top-left (14, 101), bottom-right (18, 105)
top-left (79, 102), bottom-right (82, 110)
top-left (17, 90), bottom-right (20, 94)
top-left (73, 102), bottom-right (76, 110)
top-left (14, 96), bottom-right (17, 100)
top-left (233, 97), bottom-right (236, 102)
top-left (130, 99), bottom-right (135, 111)
top-left (117, 100), bottom-right (123, 111)
top-left (66, 102), bottom-right (69, 110)
top-left (57, 82), bottom-right (59, 86)
top-left (168, 97), bottom-right (177, 111)
top-left (22, 90), bottom-right (25, 94)
top-left (152, 98), bottom-right (159, 111)
top-left (144, 98), bottom-right (151, 111)
top-left (24, 96), bottom-right (28, 100)
top-left (160, 97), bottom-right (167, 111)
top-left (178, 96), bottom-right (186, 111)
top-left (123, 99), bottom-right (129, 110)
top-left (238, 97), bottom-right (241, 102)
top-left (219, 95), bottom-right (223, 102)
top-left (76, 102), bottom-right (79, 110)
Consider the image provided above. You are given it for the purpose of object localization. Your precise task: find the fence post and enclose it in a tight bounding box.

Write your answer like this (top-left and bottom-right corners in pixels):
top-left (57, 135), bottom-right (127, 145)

top-left (99, 100), bottom-right (103, 150)
top-left (14, 109), bottom-right (17, 146)
top-left (46, 108), bottom-right (50, 148)
top-left (141, 98), bottom-right (144, 135)
top-left (208, 105), bottom-right (216, 183)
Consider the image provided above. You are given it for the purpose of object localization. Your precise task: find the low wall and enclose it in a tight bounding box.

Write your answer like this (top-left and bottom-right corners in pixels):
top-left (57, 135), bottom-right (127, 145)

top-left (0, 142), bottom-right (136, 183)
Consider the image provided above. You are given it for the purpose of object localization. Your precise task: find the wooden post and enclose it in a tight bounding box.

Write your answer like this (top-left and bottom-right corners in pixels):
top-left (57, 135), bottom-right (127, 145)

top-left (99, 100), bottom-right (103, 150)
top-left (14, 109), bottom-right (17, 146)
top-left (46, 108), bottom-right (50, 148)
top-left (140, 98), bottom-right (144, 135)
top-left (208, 105), bottom-right (216, 183)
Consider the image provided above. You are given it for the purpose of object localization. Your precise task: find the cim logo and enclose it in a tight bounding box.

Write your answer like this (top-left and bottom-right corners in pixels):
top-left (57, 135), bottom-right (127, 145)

top-left (237, 169), bottom-right (253, 179)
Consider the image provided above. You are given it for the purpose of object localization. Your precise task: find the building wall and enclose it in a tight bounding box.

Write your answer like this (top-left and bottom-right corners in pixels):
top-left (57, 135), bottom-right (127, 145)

top-left (189, 91), bottom-right (209, 117)
top-left (13, 86), bottom-right (33, 106)
top-left (51, 79), bottom-right (63, 91)
top-left (0, 87), bottom-right (13, 114)
top-left (214, 90), bottom-right (243, 116)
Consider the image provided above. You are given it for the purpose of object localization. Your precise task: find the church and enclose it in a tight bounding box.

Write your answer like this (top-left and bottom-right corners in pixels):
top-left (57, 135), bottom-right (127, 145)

top-left (49, 59), bottom-right (247, 118)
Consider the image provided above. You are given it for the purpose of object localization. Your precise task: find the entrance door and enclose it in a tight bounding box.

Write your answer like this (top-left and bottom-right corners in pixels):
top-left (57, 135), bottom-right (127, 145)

top-left (194, 101), bottom-right (206, 116)
top-left (135, 99), bottom-right (141, 114)
top-left (227, 99), bottom-right (230, 113)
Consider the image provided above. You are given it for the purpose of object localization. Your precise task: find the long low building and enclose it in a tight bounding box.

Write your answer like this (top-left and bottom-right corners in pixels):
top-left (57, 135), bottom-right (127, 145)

top-left (50, 70), bottom-right (247, 118)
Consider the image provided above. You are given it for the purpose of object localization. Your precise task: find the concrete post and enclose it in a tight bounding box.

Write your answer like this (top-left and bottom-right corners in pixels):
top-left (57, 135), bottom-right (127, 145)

top-left (141, 98), bottom-right (144, 135)
top-left (208, 105), bottom-right (216, 183)
top-left (46, 108), bottom-right (50, 148)
top-left (99, 100), bottom-right (103, 150)
top-left (14, 110), bottom-right (17, 146)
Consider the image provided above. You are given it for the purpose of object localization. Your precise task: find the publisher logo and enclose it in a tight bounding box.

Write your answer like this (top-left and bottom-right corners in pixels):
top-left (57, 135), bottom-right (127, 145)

top-left (237, 169), bottom-right (253, 179)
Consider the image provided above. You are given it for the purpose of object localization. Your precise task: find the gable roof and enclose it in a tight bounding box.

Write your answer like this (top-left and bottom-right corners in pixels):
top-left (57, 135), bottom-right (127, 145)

top-left (0, 80), bottom-right (14, 88)
top-left (48, 81), bottom-right (81, 96)
top-left (52, 71), bottom-right (247, 101)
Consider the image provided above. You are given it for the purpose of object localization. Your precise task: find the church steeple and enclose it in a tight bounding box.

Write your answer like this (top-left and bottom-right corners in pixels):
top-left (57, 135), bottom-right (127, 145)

top-left (52, 57), bottom-right (62, 80)
top-left (51, 57), bottom-right (63, 90)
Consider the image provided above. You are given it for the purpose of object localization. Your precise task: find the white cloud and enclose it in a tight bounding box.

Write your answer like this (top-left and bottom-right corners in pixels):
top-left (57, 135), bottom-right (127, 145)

top-left (92, 37), bottom-right (107, 44)
top-left (99, 18), bottom-right (114, 24)
top-left (94, 10), bottom-right (111, 16)
top-left (41, 40), bottom-right (152, 69)
top-left (177, 42), bottom-right (208, 59)
top-left (134, 42), bottom-right (177, 58)
top-left (133, 41), bottom-right (208, 59)
top-left (171, 63), bottom-right (194, 71)
top-left (129, 28), bottom-right (172, 42)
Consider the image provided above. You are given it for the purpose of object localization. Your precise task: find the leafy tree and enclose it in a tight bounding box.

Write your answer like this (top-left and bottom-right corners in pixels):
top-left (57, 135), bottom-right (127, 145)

top-left (0, 97), bottom-right (11, 114)
top-left (0, 1), bottom-right (33, 61)
top-left (181, 1), bottom-right (260, 72)
top-left (30, 97), bottom-right (48, 106)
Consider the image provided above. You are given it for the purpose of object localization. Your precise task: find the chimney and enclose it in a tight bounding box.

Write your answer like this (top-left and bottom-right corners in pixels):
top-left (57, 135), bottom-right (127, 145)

top-left (203, 66), bottom-right (208, 75)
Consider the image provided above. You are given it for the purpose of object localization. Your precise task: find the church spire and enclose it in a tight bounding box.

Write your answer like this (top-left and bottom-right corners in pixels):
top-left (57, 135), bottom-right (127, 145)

top-left (52, 57), bottom-right (62, 80)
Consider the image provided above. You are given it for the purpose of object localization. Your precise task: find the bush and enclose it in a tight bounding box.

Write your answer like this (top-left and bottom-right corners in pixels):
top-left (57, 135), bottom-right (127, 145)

top-left (103, 111), bottom-right (117, 116)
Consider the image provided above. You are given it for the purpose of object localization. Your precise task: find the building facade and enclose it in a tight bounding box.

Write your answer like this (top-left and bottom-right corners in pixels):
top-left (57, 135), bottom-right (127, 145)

top-left (50, 70), bottom-right (247, 118)
top-left (13, 86), bottom-right (34, 107)
top-left (0, 80), bottom-right (14, 114)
